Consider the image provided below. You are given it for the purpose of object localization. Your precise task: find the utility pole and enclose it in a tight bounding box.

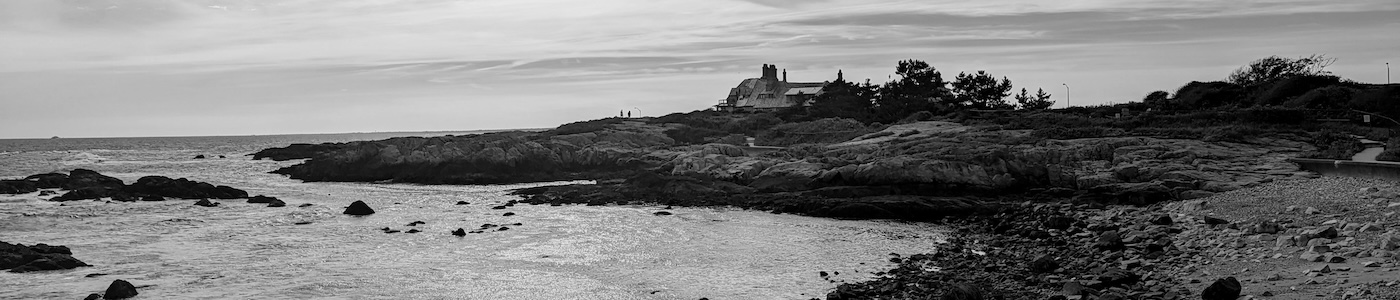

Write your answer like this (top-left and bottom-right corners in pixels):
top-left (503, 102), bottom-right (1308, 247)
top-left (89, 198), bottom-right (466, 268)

top-left (1062, 83), bottom-right (1070, 108)
top-left (1387, 62), bottom-right (1391, 84)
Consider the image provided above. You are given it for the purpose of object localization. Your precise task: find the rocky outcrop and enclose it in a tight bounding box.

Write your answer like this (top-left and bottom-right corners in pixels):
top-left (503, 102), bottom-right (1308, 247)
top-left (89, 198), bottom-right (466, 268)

top-left (1, 241), bottom-right (90, 273)
top-left (102, 279), bottom-right (139, 299)
top-left (269, 124), bottom-right (677, 184)
top-left (124, 176), bottom-right (248, 199)
top-left (0, 180), bottom-right (37, 194)
top-left (344, 201), bottom-right (375, 215)
top-left (250, 142), bottom-right (350, 161)
top-left (513, 174), bottom-right (997, 222)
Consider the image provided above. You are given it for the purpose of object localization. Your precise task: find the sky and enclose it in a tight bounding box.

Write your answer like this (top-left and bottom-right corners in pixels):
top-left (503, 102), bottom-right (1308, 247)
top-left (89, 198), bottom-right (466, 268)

top-left (1, 0), bottom-right (1397, 138)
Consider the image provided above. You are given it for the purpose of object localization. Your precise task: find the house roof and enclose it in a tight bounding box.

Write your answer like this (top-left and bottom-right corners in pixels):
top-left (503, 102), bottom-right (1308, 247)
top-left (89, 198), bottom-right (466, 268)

top-left (784, 87), bottom-right (823, 96)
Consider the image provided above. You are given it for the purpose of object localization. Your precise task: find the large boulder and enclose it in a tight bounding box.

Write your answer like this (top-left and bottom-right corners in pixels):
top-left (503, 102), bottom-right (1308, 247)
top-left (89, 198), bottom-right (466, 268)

top-left (64, 169), bottom-right (124, 190)
top-left (1, 241), bottom-right (89, 273)
top-left (0, 180), bottom-right (37, 194)
top-left (343, 201), bottom-right (375, 215)
top-left (23, 173), bottom-right (70, 189)
top-left (1202, 277), bottom-right (1242, 300)
top-left (124, 176), bottom-right (248, 199)
top-left (103, 279), bottom-right (139, 299)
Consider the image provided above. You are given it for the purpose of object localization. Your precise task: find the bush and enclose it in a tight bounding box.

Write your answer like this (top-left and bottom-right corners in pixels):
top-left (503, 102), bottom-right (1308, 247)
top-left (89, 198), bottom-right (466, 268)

top-left (1302, 129), bottom-right (1364, 159)
top-left (1172, 81), bottom-right (1245, 109)
top-left (1376, 136), bottom-right (1400, 162)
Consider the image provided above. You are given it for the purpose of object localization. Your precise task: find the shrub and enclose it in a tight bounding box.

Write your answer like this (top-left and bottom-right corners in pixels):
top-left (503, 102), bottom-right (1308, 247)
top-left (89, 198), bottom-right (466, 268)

top-left (1172, 81), bottom-right (1245, 109)
top-left (1302, 129), bottom-right (1364, 159)
top-left (1377, 137), bottom-right (1400, 162)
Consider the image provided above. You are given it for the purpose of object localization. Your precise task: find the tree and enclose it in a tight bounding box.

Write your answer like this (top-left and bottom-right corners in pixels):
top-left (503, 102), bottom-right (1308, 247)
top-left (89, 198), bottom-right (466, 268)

top-left (874, 60), bottom-right (953, 121)
top-left (1227, 54), bottom-right (1335, 86)
top-left (951, 70), bottom-right (1014, 110)
top-left (1143, 91), bottom-right (1169, 103)
top-left (1016, 88), bottom-right (1054, 110)
top-left (810, 76), bottom-right (878, 122)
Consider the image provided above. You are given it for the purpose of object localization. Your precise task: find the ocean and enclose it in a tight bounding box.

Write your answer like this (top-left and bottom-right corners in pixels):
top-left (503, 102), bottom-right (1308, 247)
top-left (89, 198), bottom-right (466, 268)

top-left (0, 132), bottom-right (945, 299)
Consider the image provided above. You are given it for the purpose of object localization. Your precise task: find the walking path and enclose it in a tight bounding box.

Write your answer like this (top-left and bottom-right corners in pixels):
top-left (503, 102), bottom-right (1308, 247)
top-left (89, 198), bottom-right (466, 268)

top-left (1352, 138), bottom-right (1386, 162)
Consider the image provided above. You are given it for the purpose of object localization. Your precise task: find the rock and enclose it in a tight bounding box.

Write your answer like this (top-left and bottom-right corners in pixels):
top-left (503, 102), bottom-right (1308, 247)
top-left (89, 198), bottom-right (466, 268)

top-left (124, 175), bottom-right (247, 199)
top-left (0, 180), bottom-right (37, 194)
top-left (194, 154), bottom-right (206, 159)
top-left (1180, 190), bottom-right (1215, 200)
top-left (503, 212), bottom-right (515, 216)
top-left (406, 221), bottom-right (425, 226)
top-left (1300, 253), bottom-right (1323, 262)
top-left (452, 228), bottom-right (466, 236)
top-left (1380, 233), bottom-right (1400, 251)
top-left (1360, 223), bottom-right (1385, 232)
top-left (24, 173), bottom-right (70, 189)
top-left (247, 195), bottom-right (280, 204)
top-left (1044, 216), bottom-right (1073, 230)
top-left (1363, 261), bottom-right (1381, 267)
top-left (1307, 245), bottom-right (1331, 253)
top-left (84, 294), bottom-right (102, 300)
top-left (343, 201), bottom-right (375, 215)
top-left (266, 199), bottom-right (286, 207)
top-left (1326, 255), bottom-right (1346, 263)
top-left (193, 199), bottom-right (219, 207)
top-left (1096, 231), bottom-right (1125, 250)
top-left (1029, 254), bottom-right (1058, 273)
top-left (406, 229), bottom-right (420, 233)
top-left (1252, 220), bottom-right (1282, 234)
top-left (1202, 277), bottom-right (1241, 300)
top-left (939, 283), bottom-right (984, 300)
top-left (1305, 226), bottom-right (1340, 239)
top-left (298, 203), bottom-right (313, 207)
top-left (1059, 282), bottom-right (1086, 298)
top-left (1149, 214), bottom-right (1173, 226)
top-left (455, 201), bottom-right (470, 205)
top-left (1203, 216), bottom-right (1230, 225)
top-left (1304, 207), bottom-right (1321, 214)
top-left (491, 205), bottom-right (508, 210)
top-left (103, 279), bottom-right (138, 299)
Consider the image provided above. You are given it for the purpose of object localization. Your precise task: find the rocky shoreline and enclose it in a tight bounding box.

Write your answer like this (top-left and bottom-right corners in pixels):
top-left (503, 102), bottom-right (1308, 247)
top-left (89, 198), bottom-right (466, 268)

top-left (244, 116), bottom-right (1380, 299)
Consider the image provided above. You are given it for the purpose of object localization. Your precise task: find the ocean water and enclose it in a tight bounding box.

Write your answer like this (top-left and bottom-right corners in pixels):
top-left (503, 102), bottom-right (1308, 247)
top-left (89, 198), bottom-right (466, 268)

top-left (0, 132), bottom-right (945, 299)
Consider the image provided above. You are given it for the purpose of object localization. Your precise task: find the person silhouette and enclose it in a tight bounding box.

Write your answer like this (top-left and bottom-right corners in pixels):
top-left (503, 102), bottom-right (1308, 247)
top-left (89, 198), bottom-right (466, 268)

top-left (627, 111), bottom-right (631, 118)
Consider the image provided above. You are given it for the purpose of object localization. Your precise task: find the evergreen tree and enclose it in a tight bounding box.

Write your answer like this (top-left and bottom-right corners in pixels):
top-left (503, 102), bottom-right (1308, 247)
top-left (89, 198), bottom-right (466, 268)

top-left (810, 76), bottom-right (877, 122)
top-left (874, 60), bottom-right (952, 122)
top-left (951, 71), bottom-right (1014, 110)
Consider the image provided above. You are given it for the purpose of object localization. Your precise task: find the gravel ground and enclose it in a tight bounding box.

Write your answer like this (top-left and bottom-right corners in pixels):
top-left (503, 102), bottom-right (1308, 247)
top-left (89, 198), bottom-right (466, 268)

top-left (1162, 176), bottom-right (1400, 300)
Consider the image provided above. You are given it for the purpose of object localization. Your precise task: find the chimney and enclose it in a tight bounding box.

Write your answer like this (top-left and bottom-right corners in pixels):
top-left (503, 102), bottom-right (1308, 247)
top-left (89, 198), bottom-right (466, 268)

top-left (837, 69), bottom-right (843, 81)
top-left (782, 69), bottom-right (787, 82)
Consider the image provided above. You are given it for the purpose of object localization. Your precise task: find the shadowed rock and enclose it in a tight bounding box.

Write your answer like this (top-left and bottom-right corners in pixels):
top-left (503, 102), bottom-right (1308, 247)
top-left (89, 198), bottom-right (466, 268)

top-left (343, 201), bottom-right (375, 215)
top-left (103, 279), bottom-right (138, 299)
top-left (194, 199), bottom-right (219, 207)
top-left (1202, 277), bottom-right (1241, 300)
top-left (2, 241), bottom-right (89, 273)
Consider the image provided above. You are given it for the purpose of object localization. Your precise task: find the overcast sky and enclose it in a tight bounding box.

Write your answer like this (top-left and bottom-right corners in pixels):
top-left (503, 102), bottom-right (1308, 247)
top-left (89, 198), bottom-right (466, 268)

top-left (1, 0), bottom-right (1397, 138)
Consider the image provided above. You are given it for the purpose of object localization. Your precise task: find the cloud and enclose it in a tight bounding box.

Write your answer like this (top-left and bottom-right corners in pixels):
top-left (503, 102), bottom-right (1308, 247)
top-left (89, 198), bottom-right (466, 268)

top-left (1, 0), bottom-right (1398, 137)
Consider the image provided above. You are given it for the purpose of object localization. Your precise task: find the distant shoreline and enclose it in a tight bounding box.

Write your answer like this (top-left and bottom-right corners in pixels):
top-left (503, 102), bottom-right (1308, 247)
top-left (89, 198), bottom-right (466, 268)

top-left (0, 128), bottom-right (552, 141)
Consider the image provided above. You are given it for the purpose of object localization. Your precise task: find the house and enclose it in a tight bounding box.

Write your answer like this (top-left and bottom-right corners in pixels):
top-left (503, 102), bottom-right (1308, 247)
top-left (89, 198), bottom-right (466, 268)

top-left (716, 64), bottom-right (841, 111)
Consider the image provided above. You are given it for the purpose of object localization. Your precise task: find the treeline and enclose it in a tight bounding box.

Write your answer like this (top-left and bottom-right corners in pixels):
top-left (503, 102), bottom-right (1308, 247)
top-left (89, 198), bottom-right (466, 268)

top-left (792, 59), bottom-right (1054, 124)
